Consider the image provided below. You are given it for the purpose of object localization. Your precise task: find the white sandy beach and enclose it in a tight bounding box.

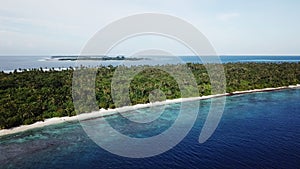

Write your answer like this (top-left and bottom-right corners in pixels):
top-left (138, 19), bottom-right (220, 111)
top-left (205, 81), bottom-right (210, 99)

top-left (1, 84), bottom-right (299, 137)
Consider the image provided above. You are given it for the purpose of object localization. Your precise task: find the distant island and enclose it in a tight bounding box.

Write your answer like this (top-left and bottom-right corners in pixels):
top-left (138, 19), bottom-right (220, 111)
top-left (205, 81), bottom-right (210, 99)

top-left (51, 55), bottom-right (147, 61)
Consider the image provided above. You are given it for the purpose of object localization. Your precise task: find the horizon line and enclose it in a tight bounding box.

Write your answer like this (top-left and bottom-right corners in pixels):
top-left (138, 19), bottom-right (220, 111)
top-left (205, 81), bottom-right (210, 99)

top-left (1, 54), bottom-right (300, 57)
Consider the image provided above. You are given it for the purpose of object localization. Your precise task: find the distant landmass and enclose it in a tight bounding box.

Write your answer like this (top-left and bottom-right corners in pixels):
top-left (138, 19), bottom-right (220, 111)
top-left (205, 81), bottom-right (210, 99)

top-left (51, 55), bottom-right (147, 61)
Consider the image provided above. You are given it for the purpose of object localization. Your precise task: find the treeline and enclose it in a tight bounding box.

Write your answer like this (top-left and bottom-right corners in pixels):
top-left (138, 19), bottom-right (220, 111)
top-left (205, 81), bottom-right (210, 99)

top-left (0, 63), bottom-right (299, 129)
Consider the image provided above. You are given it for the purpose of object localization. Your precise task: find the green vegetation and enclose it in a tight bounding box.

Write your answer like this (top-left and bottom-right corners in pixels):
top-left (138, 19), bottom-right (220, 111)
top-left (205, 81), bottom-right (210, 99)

top-left (0, 63), bottom-right (299, 129)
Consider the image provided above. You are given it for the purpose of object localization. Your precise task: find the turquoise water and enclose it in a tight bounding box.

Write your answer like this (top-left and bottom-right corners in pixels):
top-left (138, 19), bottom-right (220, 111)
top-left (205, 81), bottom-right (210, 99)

top-left (1, 89), bottom-right (300, 168)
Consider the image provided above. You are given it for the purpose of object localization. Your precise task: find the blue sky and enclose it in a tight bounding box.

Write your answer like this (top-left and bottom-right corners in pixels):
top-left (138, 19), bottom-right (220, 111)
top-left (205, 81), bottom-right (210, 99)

top-left (0, 0), bottom-right (300, 55)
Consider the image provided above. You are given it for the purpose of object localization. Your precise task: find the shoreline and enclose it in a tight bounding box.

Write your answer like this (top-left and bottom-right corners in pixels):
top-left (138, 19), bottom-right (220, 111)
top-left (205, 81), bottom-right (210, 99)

top-left (1, 84), bottom-right (299, 137)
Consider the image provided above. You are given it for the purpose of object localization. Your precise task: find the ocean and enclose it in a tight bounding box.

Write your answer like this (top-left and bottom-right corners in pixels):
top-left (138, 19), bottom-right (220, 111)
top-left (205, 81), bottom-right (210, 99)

top-left (0, 89), bottom-right (299, 168)
top-left (0, 55), bottom-right (300, 71)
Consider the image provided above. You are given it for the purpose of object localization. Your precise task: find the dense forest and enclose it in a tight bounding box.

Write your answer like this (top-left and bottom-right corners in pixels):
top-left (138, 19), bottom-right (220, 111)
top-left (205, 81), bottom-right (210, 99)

top-left (0, 63), bottom-right (299, 129)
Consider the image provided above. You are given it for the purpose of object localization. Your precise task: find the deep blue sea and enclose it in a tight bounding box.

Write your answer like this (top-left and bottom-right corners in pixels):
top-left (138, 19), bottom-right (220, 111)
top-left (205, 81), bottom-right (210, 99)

top-left (0, 55), bottom-right (300, 71)
top-left (1, 89), bottom-right (299, 169)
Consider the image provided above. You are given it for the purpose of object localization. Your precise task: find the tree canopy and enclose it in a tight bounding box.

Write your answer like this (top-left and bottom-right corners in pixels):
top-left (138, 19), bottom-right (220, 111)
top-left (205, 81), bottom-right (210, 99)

top-left (0, 62), bottom-right (299, 129)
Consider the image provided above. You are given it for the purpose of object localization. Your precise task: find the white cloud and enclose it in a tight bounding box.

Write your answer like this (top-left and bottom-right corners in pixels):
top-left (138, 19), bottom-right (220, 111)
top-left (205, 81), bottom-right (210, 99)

top-left (217, 12), bottom-right (240, 22)
top-left (0, 29), bottom-right (83, 55)
top-left (0, 1), bottom-right (300, 55)
top-left (0, 15), bottom-right (79, 33)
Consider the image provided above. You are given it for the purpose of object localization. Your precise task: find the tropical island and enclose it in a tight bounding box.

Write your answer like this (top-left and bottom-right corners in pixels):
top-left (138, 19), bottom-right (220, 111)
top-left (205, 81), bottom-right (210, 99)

top-left (0, 62), bottom-right (299, 131)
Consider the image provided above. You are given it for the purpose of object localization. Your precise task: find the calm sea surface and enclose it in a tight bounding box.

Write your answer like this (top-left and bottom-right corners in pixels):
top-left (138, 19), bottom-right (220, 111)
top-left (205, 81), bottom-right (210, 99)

top-left (0, 55), bottom-right (300, 71)
top-left (0, 89), bottom-right (299, 169)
